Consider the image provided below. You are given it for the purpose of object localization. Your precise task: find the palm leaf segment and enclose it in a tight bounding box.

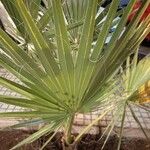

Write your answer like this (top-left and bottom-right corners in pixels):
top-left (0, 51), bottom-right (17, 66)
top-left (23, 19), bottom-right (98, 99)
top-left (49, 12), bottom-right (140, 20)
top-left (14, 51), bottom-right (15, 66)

top-left (0, 0), bottom-right (150, 149)
top-left (122, 50), bottom-right (150, 103)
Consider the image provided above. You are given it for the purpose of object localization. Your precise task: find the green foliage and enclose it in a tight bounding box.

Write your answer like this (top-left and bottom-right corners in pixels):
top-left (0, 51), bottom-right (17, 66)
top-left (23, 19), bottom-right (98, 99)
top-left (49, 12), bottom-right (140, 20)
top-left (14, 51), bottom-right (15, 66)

top-left (0, 0), bottom-right (150, 149)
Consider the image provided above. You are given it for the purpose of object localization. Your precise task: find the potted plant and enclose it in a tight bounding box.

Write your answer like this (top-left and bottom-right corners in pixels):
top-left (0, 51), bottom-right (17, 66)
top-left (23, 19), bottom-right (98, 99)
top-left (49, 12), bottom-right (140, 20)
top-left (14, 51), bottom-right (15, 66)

top-left (0, 0), bottom-right (149, 149)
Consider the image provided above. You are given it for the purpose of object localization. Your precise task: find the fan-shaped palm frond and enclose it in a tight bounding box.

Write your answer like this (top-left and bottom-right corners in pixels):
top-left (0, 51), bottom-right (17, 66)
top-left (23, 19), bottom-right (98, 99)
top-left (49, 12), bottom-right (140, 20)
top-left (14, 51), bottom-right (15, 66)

top-left (0, 0), bottom-right (150, 149)
top-left (109, 51), bottom-right (150, 150)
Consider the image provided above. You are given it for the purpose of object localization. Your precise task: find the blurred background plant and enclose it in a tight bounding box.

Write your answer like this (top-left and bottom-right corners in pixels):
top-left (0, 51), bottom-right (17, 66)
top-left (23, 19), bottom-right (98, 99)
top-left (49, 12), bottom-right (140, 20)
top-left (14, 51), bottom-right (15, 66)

top-left (0, 0), bottom-right (149, 149)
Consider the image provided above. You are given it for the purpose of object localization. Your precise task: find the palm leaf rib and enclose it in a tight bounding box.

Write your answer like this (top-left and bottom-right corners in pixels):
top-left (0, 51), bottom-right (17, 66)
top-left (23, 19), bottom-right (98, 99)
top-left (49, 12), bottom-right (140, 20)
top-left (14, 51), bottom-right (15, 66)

top-left (0, 53), bottom-right (70, 109)
top-left (15, 0), bottom-right (64, 94)
top-left (10, 123), bottom-right (61, 150)
top-left (78, 0), bottom-right (121, 107)
top-left (1, 0), bottom-right (26, 38)
top-left (74, 0), bottom-right (98, 108)
top-left (0, 96), bottom-right (61, 112)
top-left (37, 7), bottom-right (52, 31)
top-left (0, 76), bottom-right (62, 108)
top-left (85, 0), bottom-right (150, 102)
top-left (0, 48), bottom-right (72, 108)
top-left (52, 0), bottom-right (75, 107)
top-left (0, 30), bottom-right (54, 92)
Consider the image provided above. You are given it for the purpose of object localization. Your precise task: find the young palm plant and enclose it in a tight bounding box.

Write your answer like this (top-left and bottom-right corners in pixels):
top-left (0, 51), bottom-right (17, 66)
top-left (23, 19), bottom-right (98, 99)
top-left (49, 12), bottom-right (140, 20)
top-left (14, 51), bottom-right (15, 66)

top-left (0, 0), bottom-right (150, 149)
top-left (101, 50), bottom-right (150, 150)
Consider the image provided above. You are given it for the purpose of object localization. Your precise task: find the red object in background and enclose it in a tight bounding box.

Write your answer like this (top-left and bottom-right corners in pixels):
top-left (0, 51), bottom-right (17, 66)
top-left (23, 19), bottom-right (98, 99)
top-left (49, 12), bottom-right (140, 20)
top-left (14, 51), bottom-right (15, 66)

top-left (128, 1), bottom-right (150, 41)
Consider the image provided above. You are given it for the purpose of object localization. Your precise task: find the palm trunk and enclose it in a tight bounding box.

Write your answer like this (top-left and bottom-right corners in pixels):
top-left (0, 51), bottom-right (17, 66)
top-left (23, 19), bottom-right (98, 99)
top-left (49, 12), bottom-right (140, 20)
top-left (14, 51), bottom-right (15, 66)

top-left (66, 114), bottom-right (75, 143)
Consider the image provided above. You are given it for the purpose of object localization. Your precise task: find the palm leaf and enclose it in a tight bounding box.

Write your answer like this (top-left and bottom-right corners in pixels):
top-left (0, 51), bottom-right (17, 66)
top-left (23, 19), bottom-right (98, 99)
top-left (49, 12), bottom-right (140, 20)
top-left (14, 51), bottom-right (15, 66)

top-left (74, 0), bottom-right (99, 107)
top-left (10, 123), bottom-right (60, 150)
top-left (0, 0), bottom-right (150, 149)
top-left (1, 0), bottom-right (26, 38)
top-left (24, 0), bottom-right (41, 19)
top-left (51, 0), bottom-right (75, 100)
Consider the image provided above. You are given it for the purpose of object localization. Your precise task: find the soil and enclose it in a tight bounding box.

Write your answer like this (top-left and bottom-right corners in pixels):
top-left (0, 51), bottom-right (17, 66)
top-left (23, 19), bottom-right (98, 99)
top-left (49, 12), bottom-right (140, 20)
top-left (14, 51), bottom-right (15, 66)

top-left (0, 130), bottom-right (149, 150)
